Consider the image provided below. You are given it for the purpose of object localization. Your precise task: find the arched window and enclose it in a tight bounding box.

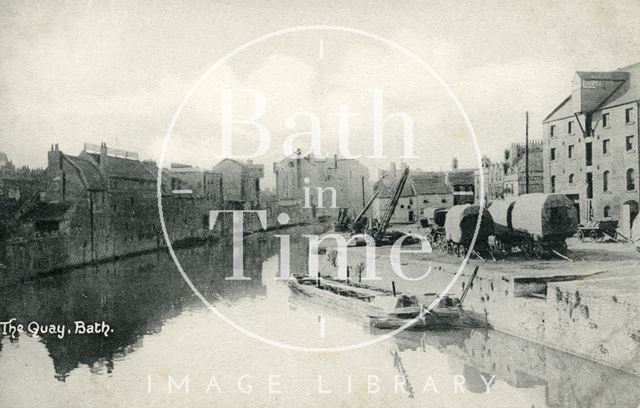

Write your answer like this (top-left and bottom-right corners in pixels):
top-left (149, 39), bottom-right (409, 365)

top-left (568, 174), bottom-right (574, 184)
top-left (550, 175), bottom-right (556, 193)
top-left (604, 205), bottom-right (611, 218)
top-left (603, 171), bottom-right (609, 192)
top-left (628, 169), bottom-right (636, 191)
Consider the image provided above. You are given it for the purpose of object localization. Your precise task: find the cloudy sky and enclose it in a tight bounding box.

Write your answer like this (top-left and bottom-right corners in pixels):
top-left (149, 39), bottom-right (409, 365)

top-left (1, 0), bottom-right (639, 186)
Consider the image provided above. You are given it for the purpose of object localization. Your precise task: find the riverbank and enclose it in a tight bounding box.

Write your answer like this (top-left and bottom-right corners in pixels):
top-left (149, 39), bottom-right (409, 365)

top-left (320, 225), bottom-right (640, 376)
top-left (0, 220), bottom-right (317, 288)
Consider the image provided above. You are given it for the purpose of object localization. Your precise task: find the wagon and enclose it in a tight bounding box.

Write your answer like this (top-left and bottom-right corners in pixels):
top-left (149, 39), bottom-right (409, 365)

top-left (427, 208), bottom-right (448, 251)
top-left (443, 204), bottom-right (494, 257)
top-left (577, 220), bottom-right (619, 242)
top-left (488, 193), bottom-right (578, 258)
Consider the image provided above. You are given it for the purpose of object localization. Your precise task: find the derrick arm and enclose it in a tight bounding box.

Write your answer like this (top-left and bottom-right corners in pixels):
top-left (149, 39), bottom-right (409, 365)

top-left (352, 190), bottom-right (379, 229)
top-left (375, 167), bottom-right (410, 240)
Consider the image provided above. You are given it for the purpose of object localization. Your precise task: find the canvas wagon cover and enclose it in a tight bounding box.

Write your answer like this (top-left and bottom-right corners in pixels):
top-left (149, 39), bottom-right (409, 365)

top-left (445, 204), bottom-right (494, 243)
top-left (488, 199), bottom-right (515, 234)
top-left (511, 193), bottom-right (578, 238)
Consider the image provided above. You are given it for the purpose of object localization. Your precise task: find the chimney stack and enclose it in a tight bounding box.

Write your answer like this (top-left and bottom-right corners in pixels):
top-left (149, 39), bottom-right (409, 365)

top-left (100, 142), bottom-right (108, 167)
top-left (47, 143), bottom-right (62, 169)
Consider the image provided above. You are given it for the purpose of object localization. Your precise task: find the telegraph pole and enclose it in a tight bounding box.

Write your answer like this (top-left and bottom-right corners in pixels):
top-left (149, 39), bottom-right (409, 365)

top-left (525, 111), bottom-right (530, 194)
top-left (361, 175), bottom-right (366, 208)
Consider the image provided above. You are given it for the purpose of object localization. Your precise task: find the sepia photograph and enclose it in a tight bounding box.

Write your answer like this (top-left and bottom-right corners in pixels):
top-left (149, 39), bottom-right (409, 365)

top-left (1, 1), bottom-right (640, 407)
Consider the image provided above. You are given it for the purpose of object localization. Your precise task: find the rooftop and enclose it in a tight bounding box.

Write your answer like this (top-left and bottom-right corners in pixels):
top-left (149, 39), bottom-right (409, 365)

top-left (545, 62), bottom-right (640, 123)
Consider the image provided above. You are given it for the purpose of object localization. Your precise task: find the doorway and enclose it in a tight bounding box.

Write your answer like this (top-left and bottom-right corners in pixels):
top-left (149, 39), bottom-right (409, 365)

top-left (566, 194), bottom-right (580, 222)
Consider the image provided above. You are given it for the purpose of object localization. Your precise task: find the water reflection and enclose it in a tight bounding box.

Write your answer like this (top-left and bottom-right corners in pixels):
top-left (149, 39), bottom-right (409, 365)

top-left (389, 329), bottom-right (640, 407)
top-left (0, 225), bottom-right (320, 381)
top-left (0, 224), bottom-right (639, 408)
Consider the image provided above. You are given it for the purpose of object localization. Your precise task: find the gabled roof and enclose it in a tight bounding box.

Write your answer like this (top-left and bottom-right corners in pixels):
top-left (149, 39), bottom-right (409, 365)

top-left (374, 176), bottom-right (414, 199)
top-left (61, 154), bottom-right (108, 191)
top-left (545, 62), bottom-right (640, 123)
top-left (598, 62), bottom-right (640, 109)
top-left (411, 174), bottom-right (452, 195)
top-left (447, 170), bottom-right (475, 185)
top-left (543, 96), bottom-right (573, 123)
top-left (213, 158), bottom-right (264, 176)
top-left (85, 153), bottom-right (156, 181)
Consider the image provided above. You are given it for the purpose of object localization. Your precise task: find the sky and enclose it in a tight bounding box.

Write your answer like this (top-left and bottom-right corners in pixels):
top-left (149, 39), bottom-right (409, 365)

top-left (1, 0), bottom-right (640, 187)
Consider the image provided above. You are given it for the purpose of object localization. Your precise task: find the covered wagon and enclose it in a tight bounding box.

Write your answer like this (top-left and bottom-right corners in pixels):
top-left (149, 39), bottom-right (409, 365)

top-left (443, 204), bottom-right (494, 257)
top-left (427, 208), bottom-right (449, 250)
top-left (509, 193), bottom-right (578, 257)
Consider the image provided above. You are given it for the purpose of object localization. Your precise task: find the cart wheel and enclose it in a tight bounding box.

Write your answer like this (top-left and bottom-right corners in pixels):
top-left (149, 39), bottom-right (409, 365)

top-left (533, 243), bottom-right (544, 259)
top-left (559, 241), bottom-right (568, 255)
top-left (590, 230), bottom-right (599, 242)
top-left (459, 244), bottom-right (465, 257)
top-left (447, 242), bottom-right (453, 254)
top-left (577, 230), bottom-right (585, 242)
top-left (521, 240), bottom-right (532, 257)
top-left (453, 244), bottom-right (460, 257)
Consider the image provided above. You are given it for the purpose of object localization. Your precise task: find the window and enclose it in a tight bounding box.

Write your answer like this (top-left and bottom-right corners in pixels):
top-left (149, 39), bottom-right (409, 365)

top-left (604, 205), bottom-right (611, 218)
top-left (568, 145), bottom-right (575, 158)
top-left (627, 135), bottom-right (634, 151)
top-left (568, 121), bottom-right (573, 134)
top-left (550, 175), bottom-right (556, 193)
top-left (586, 173), bottom-right (593, 199)
top-left (569, 173), bottom-right (574, 184)
top-left (550, 148), bottom-right (556, 161)
top-left (626, 107), bottom-right (634, 123)
top-left (585, 142), bottom-right (592, 166)
top-left (627, 168), bottom-right (636, 191)
top-left (603, 171), bottom-right (609, 192)
top-left (603, 139), bottom-right (610, 154)
top-left (423, 199), bottom-right (428, 204)
top-left (550, 125), bottom-right (556, 137)
top-left (441, 199), bottom-right (447, 203)
top-left (602, 113), bottom-right (609, 127)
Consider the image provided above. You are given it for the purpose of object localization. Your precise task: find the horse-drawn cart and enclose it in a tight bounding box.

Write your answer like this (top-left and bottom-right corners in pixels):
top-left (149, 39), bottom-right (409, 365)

top-left (577, 220), bottom-right (619, 242)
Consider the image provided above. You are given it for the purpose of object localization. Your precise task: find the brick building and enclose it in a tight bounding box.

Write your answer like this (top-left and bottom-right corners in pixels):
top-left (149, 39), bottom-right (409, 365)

top-left (273, 153), bottom-right (371, 220)
top-left (169, 163), bottom-right (223, 202)
top-left (212, 158), bottom-right (264, 210)
top-left (543, 63), bottom-right (640, 236)
top-left (5, 143), bottom-right (223, 275)
top-left (502, 141), bottom-right (544, 199)
top-left (372, 165), bottom-right (453, 224)
top-left (474, 158), bottom-right (504, 205)
top-left (447, 158), bottom-right (475, 205)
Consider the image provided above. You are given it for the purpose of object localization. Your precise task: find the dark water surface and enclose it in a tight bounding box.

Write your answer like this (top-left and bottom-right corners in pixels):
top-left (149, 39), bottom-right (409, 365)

top-left (1, 225), bottom-right (639, 408)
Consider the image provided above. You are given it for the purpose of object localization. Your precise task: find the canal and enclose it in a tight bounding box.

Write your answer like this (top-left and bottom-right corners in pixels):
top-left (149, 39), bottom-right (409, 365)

top-left (1, 225), bottom-right (639, 407)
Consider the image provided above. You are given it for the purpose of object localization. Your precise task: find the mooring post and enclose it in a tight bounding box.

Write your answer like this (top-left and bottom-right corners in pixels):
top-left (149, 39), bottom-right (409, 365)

top-left (392, 281), bottom-right (396, 297)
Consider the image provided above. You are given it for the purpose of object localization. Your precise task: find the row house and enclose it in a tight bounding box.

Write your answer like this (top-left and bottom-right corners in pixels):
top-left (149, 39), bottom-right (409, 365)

top-left (372, 164), bottom-right (453, 224)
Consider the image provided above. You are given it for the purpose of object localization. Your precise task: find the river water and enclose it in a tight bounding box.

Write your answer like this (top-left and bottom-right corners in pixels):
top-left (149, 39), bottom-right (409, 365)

top-left (1, 225), bottom-right (639, 408)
